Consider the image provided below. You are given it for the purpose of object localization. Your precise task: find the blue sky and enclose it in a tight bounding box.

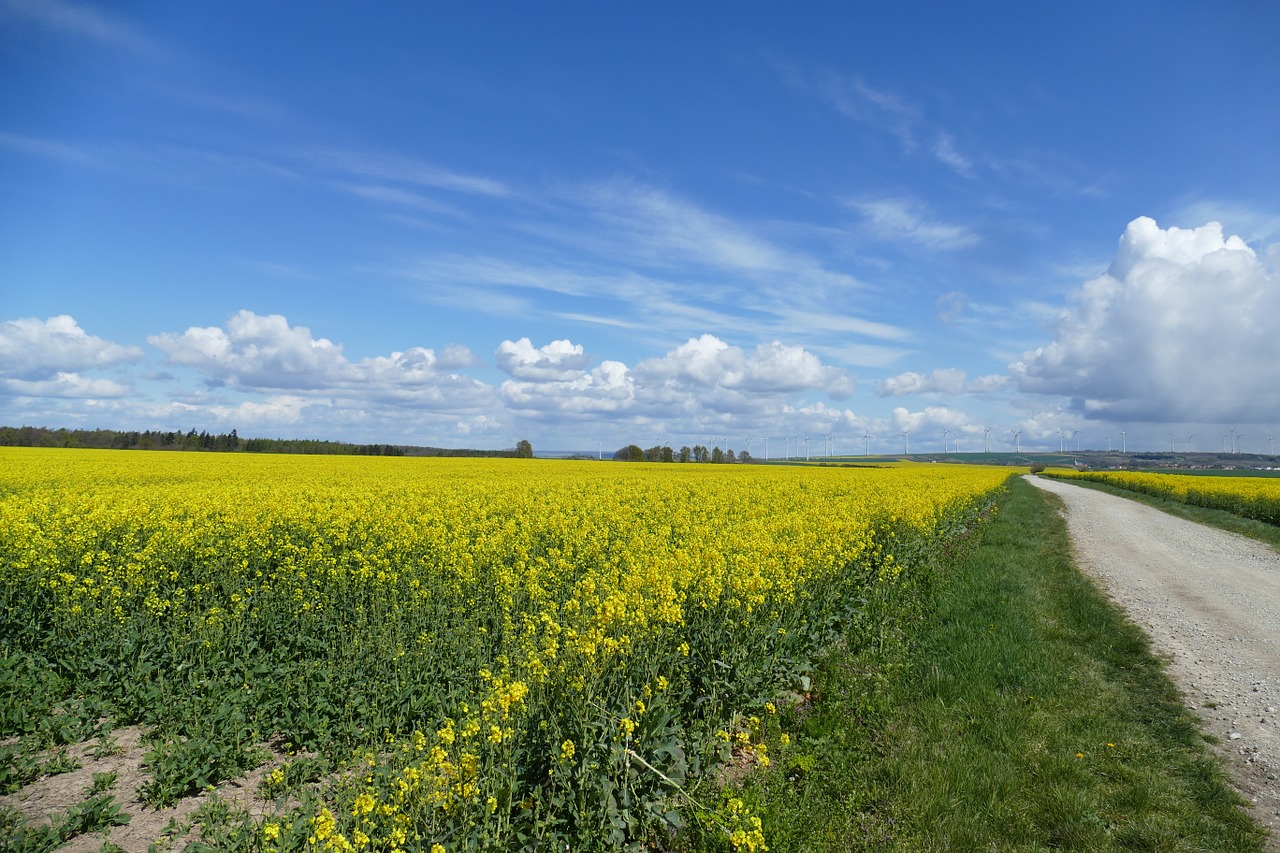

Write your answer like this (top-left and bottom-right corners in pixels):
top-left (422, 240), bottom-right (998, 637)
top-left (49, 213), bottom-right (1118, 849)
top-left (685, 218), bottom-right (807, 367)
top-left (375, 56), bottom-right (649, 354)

top-left (3, 1), bottom-right (1279, 454)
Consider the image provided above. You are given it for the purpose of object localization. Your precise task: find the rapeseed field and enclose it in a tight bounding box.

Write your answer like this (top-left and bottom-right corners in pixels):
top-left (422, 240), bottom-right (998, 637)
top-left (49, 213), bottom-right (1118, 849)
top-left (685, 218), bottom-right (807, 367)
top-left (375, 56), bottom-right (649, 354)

top-left (0, 449), bottom-right (1009, 851)
top-left (1047, 469), bottom-right (1280, 525)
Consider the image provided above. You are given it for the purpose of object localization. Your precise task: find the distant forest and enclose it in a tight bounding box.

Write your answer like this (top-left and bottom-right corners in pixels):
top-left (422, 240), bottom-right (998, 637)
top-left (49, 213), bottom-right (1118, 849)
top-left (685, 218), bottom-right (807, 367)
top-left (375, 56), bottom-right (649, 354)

top-left (0, 426), bottom-right (534, 458)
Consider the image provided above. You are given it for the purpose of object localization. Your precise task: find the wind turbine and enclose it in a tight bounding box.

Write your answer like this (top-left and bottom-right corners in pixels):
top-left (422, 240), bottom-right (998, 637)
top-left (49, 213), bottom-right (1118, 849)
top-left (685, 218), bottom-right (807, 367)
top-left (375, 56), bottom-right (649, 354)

top-left (903, 430), bottom-right (910, 455)
top-left (1167, 431), bottom-right (1175, 453)
top-left (804, 435), bottom-right (810, 461)
top-left (764, 436), bottom-right (769, 461)
top-left (1236, 434), bottom-right (1245, 454)
top-left (1011, 429), bottom-right (1022, 454)
top-left (1187, 434), bottom-right (1195, 452)
top-left (825, 432), bottom-right (835, 457)
top-left (942, 429), bottom-right (950, 453)
top-left (1072, 429), bottom-right (1080, 452)
top-left (864, 430), bottom-right (871, 456)
top-left (983, 427), bottom-right (992, 454)
top-left (1120, 429), bottom-right (1126, 453)
top-left (1057, 428), bottom-right (1066, 453)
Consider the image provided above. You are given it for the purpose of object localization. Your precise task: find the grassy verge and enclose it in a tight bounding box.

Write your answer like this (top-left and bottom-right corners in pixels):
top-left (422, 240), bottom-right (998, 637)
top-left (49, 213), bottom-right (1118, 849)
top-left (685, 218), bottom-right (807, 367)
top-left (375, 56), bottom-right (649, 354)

top-left (740, 476), bottom-right (1266, 851)
top-left (1043, 475), bottom-right (1280, 551)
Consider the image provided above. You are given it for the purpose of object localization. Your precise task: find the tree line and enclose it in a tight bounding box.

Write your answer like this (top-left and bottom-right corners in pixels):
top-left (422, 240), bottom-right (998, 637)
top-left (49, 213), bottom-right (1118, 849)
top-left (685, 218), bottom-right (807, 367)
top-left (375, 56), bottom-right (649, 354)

top-left (611, 444), bottom-right (753, 463)
top-left (0, 426), bottom-right (535, 459)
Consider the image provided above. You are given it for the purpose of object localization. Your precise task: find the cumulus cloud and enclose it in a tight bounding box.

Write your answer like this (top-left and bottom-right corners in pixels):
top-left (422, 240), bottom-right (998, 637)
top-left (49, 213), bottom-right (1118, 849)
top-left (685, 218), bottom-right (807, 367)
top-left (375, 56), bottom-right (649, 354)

top-left (496, 338), bottom-right (591, 381)
top-left (892, 405), bottom-right (973, 433)
top-left (877, 368), bottom-right (966, 397)
top-left (635, 335), bottom-right (853, 399)
top-left (496, 334), bottom-right (853, 423)
top-left (1, 372), bottom-right (132, 399)
top-left (966, 374), bottom-right (1010, 394)
top-left (149, 310), bottom-right (490, 409)
top-left (0, 315), bottom-right (143, 380)
top-left (499, 361), bottom-right (635, 416)
top-left (1012, 216), bottom-right (1280, 422)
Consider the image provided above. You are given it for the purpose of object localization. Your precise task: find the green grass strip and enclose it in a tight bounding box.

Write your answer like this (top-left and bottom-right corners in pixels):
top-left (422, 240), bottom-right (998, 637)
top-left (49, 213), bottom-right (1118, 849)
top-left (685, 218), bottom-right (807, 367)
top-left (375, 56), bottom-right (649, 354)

top-left (748, 476), bottom-right (1266, 851)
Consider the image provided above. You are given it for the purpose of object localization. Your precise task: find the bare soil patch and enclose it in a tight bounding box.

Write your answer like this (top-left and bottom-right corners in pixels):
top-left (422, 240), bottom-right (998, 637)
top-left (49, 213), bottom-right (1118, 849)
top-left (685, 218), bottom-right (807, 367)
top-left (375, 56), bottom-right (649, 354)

top-left (1, 726), bottom-right (291, 851)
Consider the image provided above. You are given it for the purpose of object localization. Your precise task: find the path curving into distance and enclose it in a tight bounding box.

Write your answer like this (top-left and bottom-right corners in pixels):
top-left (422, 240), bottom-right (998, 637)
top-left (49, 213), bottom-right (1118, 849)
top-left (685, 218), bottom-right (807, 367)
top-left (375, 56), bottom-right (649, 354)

top-left (1027, 475), bottom-right (1280, 849)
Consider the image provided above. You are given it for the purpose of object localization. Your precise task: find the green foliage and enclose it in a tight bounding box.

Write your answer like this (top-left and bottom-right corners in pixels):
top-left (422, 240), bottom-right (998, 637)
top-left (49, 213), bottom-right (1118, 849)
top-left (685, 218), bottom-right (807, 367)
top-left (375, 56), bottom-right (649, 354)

top-left (0, 745), bottom-right (80, 795)
top-left (141, 736), bottom-right (272, 808)
top-left (0, 794), bottom-right (130, 852)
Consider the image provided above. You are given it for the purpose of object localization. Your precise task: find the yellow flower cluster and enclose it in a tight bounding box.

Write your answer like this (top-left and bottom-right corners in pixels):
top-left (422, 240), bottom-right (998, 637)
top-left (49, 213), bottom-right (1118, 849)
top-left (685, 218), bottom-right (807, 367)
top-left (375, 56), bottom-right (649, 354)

top-left (0, 448), bottom-right (1009, 850)
top-left (1048, 468), bottom-right (1280, 525)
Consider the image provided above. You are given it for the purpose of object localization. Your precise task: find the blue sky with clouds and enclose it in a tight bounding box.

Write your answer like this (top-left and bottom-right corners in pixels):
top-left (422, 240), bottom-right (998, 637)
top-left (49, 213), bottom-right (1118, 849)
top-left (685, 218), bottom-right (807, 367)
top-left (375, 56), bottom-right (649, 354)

top-left (3, 1), bottom-right (1278, 454)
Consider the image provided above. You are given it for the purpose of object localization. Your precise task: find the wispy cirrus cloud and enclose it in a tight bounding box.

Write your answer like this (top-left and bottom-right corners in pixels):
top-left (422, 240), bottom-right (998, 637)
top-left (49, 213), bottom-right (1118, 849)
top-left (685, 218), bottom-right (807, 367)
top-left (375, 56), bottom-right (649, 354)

top-left (1, 0), bottom-right (157, 54)
top-left (932, 133), bottom-right (975, 178)
top-left (0, 131), bottom-right (97, 166)
top-left (775, 60), bottom-right (981, 176)
top-left (817, 73), bottom-right (921, 151)
top-left (850, 196), bottom-right (979, 251)
top-left (300, 147), bottom-right (512, 198)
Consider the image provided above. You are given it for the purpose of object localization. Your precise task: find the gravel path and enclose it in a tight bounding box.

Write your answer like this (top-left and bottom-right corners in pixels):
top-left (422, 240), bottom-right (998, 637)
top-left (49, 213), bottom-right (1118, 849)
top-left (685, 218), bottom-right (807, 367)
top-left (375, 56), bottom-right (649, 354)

top-left (1027, 475), bottom-right (1280, 848)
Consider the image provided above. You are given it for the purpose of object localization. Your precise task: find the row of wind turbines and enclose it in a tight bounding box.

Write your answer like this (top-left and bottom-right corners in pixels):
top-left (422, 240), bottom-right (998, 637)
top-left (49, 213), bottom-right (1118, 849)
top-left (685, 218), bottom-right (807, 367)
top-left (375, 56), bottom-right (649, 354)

top-left (665, 426), bottom-right (1276, 460)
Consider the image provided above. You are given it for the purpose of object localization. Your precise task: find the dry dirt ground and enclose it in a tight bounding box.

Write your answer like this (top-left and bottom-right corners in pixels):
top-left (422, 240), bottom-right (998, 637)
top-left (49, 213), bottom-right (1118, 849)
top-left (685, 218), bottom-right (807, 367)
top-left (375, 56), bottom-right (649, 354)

top-left (0, 725), bottom-right (291, 851)
top-left (1028, 475), bottom-right (1280, 851)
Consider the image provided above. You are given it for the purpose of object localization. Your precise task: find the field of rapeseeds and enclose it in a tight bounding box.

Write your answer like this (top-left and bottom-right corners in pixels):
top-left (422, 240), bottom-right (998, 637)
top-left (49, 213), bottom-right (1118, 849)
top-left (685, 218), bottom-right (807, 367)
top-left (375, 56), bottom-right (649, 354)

top-left (1046, 469), bottom-right (1280, 526)
top-left (0, 449), bottom-right (1009, 851)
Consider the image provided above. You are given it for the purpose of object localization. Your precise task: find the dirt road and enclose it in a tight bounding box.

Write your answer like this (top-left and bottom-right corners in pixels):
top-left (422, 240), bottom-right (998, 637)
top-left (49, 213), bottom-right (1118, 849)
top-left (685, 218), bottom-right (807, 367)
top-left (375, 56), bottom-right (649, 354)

top-left (1027, 475), bottom-right (1280, 847)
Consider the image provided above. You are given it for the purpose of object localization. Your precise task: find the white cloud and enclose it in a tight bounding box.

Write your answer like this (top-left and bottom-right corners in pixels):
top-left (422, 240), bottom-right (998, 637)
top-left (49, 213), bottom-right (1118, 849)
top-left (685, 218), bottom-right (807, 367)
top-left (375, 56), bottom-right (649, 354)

top-left (302, 148), bottom-right (511, 198)
top-left (932, 133), bottom-right (974, 178)
top-left (499, 361), bottom-right (635, 416)
top-left (935, 290), bottom-right (968, 324)
top-left (851, 197), bottom-right (978, 251)
top-left (0, 315), bottom-right (143, 380)
top-left (966, 374), bottom-right (1010, 394)
top-left (496, 338), bottom-right (591, 381)
top-left (635, 335), bottom-right (853, 399)
top-left (1, 372), bottom-right (132, 399)
top-left (577, 181), bottom-right (864, 292)
top-left (149, 311), bottom-right (348, 388)
top-left (818, 74), bottom-right (920, 151)
top-left (343, 184), bottom-right (465, 218)
top-left (1012, 216), bottom-right (1280, 423)
top-left (495, 334), bottom-right (853, 426)
top-left (877, 368), bottom-right (966, 397)
top-left (149, 310), bottom-right (490, 409)
top-left (203, 395), bottom-right (311, 426)
top-left (891, 405), bottom-right (972, 434)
